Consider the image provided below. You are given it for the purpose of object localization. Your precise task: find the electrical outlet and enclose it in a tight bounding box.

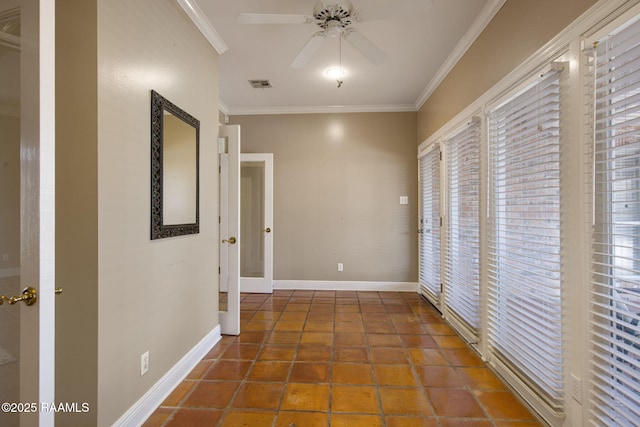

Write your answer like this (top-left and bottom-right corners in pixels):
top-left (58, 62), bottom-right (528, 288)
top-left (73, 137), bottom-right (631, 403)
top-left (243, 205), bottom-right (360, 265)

top-left (337, 263), bottom-right (343, 272)
top-left (570, 373), bottom-right (582, 403)
top-left (140, 351), bottom-right (149, 376)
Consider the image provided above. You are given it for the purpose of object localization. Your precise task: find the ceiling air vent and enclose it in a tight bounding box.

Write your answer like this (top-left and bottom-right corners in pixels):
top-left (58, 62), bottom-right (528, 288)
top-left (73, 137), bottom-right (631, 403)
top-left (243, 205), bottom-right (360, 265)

top-left (248, 79), bottom-right (272, 89)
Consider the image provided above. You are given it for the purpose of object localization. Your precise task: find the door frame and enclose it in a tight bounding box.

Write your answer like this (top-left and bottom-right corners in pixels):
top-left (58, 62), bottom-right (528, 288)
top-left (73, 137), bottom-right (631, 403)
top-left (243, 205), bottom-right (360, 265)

top-left (240, 153), bottom-right (273, 294)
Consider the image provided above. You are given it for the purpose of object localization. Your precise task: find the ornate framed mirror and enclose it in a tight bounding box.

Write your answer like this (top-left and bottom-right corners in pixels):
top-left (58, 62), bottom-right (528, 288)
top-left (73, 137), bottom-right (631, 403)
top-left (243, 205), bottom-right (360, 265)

top-left (150, 90), bottom-right (200, 239)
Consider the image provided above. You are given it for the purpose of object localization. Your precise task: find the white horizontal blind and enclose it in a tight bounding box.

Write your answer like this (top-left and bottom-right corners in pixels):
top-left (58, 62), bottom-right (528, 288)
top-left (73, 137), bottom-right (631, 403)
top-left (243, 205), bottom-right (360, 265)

top-left (419, 145), bottom-right (441, 300)
top-left (444, 120), bottom-right (481, 330)
top-left (487, 69), bottom-right (564, 410)
top-left (588, 14), bottom-right (640, 426)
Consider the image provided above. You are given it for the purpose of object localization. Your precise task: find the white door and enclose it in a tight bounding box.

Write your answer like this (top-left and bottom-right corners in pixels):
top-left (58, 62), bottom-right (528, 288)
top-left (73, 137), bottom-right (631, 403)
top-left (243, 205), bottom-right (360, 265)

top-left (218, 125), bottom-right (240, 335)
top-left (240, 153), bottom-right (273, 294)
top-left (418, 144), bottom-right (442, 308)
top-left (0, 0), bottom-right (56, 426)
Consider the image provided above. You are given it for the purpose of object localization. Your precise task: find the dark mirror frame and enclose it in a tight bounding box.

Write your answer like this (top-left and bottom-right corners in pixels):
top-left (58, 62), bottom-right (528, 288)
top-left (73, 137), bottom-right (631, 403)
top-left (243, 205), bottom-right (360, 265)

top-left (150, 90), bottom-right (200, 240)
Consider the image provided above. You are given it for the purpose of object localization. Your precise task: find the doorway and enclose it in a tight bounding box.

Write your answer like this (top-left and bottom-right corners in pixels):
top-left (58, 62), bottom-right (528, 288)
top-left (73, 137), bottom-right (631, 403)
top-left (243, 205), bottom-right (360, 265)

top-left (0, 5), bottom-right (20, 420)
top-left (0, 0), bottom-right (56, 426)
top-left (240, 154), bottom-right (273, 294)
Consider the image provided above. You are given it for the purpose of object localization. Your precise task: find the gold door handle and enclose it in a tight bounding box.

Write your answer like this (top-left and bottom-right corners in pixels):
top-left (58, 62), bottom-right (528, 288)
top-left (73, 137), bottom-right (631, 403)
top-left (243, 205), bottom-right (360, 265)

top-left (0, 287), bottom-right (63, 307)
top-left (222, 237), bottom-right (237, 244)
top-left (263, 227), bottom-right (271, 233)
top-left (0, 287), bottom-right (37, 306)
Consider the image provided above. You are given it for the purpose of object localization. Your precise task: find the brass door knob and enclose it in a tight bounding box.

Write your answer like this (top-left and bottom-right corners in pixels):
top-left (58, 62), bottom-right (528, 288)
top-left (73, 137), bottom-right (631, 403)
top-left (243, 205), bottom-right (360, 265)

top-left (0, 287), bottom-right (37, 306)
top-left (1, 287), bottom-right (63, 307)
top-left (222, 237), bottom-right (237, 244)
top-left (263, 227), bottom-right (271, 233)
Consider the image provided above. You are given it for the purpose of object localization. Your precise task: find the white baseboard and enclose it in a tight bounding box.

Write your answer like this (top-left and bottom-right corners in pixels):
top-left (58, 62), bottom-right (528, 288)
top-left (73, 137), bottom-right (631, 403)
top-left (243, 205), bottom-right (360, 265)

top-left (0, 267), bottom-right (19, 279)
top-left (241, 277), bottom-right (272, 294)
top-left (274, 280), bottom-right (419, 292)
top-left (113, 325), bottom-right (222, 427)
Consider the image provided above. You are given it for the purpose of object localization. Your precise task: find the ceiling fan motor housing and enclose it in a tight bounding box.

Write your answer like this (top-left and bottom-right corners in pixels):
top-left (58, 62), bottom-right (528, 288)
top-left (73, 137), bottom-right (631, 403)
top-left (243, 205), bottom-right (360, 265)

top-left (314, 1), bottom-right (354, 29)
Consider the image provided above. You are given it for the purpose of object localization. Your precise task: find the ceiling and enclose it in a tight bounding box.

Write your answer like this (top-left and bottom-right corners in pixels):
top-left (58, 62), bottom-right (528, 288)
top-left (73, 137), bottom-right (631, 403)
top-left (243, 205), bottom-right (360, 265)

top-left (184, 0), bottom-right (504, 115)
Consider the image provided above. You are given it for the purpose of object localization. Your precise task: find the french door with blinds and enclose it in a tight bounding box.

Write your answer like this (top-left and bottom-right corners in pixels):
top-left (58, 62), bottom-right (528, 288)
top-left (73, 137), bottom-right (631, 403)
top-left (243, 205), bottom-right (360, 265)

top-left (418, 144), bottom-right (441, 304)
top-left (586, 10), bottom-right (640, 425)
top-left (443, 119), bottom-right (481, 334)
top-left (487, 65), bottom-right (564, 412)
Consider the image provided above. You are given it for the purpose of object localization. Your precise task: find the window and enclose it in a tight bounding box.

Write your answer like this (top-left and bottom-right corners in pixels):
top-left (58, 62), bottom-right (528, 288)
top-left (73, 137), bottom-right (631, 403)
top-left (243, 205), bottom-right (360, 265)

top-left (419, 144), bottom-right (441, 302)
top-left (487, 66), bottom-right (564, 410)
top-left (587, 13), bottom-right (640, 426)
top-left (444, 119), bottom-right (481, 331)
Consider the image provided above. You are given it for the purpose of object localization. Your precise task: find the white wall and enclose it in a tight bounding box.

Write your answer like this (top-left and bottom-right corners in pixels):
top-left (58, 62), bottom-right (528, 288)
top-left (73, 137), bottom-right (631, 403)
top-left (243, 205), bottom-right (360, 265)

top-left (96, 1), bottom-right (219, 424)
top-left (232, 112), bottom-right (419, 284)
top-left (56, 0), bottom-right (220, 425)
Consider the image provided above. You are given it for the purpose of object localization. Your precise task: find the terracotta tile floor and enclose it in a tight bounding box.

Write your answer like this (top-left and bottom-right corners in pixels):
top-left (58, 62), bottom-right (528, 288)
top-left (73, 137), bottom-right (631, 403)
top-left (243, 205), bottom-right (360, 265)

top-left (144, 290), bottom-right (543, 427)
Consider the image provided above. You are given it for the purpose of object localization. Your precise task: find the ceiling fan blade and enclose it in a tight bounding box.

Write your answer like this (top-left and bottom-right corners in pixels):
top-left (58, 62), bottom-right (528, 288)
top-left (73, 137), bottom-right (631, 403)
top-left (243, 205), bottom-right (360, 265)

top-left (237, 13), bottom-right (313, 25)
top-left (354, 0), bottom-right (433, 22)
top-left (343, 29), bottom-right (386, 65)
top-left (290, 32), bottom-right (326, 68)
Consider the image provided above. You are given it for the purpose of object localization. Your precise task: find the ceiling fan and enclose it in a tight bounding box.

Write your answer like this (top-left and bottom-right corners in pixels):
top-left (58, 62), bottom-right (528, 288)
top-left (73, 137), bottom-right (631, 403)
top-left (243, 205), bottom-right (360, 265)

top-left (237, 0), bottom-right (431, 68)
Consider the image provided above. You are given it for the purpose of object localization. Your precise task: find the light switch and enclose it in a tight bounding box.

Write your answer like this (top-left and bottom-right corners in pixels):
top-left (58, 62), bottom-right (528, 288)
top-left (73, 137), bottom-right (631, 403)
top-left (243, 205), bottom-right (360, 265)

top-left (400, 196), bottom-right (409, 205)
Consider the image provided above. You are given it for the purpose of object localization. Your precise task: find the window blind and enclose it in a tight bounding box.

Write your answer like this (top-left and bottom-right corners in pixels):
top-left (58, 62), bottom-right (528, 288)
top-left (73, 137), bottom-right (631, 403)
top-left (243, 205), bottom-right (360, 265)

top-left (444, 119), bottom-right (481, 330)
top-left (487, 68), bottom-right (564, 410)
top-left (419, 144), bottom-right (441, 301)
top-left (587, 14), bottom-right (640, 426)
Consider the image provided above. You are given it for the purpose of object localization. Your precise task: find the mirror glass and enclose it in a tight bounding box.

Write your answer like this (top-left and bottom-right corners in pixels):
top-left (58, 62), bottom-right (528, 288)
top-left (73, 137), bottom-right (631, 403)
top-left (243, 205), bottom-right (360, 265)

top-left (162, 111), bottom-right (197, 225)
top-left (151, 90), bottom-right (199, 239)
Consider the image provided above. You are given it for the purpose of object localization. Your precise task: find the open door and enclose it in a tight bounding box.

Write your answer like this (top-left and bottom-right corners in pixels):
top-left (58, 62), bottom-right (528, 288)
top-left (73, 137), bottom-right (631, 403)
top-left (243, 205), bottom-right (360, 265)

top-left (0, 1), bottom-right (56, 426)
top-left (240, 153), bottom-right (273, 294)
top-left (218, 125), bottom-right (240, 335)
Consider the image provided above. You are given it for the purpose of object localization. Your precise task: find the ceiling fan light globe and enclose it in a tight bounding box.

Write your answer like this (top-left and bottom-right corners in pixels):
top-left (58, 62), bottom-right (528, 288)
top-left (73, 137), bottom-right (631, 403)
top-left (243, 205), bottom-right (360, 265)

top-left (326, 21), bottom-right (342, 37)
top-left (326, 67), bottom-right (345, 78)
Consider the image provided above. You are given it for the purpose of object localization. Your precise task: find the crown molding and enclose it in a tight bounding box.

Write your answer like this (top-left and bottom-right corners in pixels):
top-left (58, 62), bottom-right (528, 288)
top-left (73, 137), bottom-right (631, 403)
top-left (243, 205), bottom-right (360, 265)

top-left (224, 103), bottom-right (418, 116)
top-left (414, 0), bottom-right (507, 110)
top-left (218, 100), bottom-right (230, 116)
top-left (177, 0), bottom-right (228, 54)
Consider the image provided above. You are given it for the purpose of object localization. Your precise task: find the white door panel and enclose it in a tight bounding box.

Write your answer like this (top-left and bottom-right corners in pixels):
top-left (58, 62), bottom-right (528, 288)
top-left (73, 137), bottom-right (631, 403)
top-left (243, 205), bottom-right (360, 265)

top-left (0, 1), bottom-right (56, 426)
top-left (218, 125), bottom-right (240, 335)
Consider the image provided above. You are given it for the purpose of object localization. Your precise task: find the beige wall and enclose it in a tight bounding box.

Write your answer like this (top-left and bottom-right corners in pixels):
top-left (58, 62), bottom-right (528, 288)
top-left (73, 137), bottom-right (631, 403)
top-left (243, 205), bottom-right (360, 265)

top-left (56, 0), bottom-right (219, 425)
top-left (230, 112), bottom-right (418, 283)
top-left (417, 0), bottom-right (597, 143)
top-left (55, 0), bottom-right (98, 423)
top-left (0, 114), bottom-right (19, 271)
